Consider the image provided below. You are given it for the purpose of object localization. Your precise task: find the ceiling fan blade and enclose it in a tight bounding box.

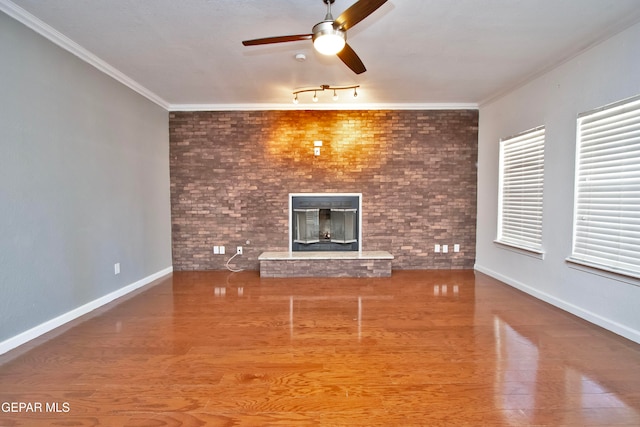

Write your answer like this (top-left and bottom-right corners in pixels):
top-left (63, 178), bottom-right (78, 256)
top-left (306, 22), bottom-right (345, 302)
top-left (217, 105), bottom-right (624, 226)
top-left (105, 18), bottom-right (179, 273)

top-left (337, 43), bottom-right (366, 74)
top-left (242, 34), bottom-right (312, 46)
top-left (334, 0), bottom-right (388, 31)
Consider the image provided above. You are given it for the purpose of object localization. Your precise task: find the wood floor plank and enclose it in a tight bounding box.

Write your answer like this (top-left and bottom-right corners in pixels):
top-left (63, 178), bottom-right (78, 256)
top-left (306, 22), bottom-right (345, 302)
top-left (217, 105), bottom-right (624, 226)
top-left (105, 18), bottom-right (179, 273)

top-left (1, 270), bottom-right (639, 426)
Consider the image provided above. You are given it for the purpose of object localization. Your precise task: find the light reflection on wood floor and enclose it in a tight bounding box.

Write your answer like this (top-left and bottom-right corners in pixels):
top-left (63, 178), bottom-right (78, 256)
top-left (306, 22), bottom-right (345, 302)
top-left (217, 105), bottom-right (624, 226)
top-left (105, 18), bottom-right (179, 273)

top-left (1, 270), bottom-right (639, 426)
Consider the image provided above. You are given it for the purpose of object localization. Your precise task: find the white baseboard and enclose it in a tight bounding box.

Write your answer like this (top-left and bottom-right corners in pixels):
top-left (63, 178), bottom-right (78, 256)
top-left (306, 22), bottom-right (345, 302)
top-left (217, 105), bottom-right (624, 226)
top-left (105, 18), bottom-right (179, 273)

top-left (0, 266), bottom-right (173, 356)
top-left (474, 264), bottom-right (640, 344)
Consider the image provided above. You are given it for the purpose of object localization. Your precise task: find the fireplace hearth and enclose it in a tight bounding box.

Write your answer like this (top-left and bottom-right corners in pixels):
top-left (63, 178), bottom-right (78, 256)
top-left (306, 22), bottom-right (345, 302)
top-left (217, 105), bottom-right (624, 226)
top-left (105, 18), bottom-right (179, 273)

top-left (290, 194), bottom-right (361, 252)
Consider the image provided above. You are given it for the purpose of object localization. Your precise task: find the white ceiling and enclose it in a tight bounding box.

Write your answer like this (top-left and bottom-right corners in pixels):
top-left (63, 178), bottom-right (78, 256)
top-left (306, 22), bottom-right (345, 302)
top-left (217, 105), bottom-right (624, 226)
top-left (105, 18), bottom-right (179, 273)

top-left (4, 0), bottom-right (640, 109)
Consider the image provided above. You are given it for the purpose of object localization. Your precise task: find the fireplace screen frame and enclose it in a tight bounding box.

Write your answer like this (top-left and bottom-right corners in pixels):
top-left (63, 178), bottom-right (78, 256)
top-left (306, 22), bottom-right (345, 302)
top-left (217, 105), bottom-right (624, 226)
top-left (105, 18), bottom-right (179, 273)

top-left (289, 193), bottom-right (362, 252)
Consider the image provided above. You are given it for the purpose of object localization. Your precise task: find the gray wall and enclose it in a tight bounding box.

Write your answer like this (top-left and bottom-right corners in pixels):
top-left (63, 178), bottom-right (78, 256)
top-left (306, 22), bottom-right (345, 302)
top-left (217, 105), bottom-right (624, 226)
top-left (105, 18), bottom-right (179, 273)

top-left (0, 12), bottom-right (172, 342)
top-left (476, 21), bottom-right (640, 343)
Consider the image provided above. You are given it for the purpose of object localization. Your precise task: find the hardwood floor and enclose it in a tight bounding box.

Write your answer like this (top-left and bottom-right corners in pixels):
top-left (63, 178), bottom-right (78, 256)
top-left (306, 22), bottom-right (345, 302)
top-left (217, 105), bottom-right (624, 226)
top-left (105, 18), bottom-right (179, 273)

top-left (1, 270), bottom-right (639, 426)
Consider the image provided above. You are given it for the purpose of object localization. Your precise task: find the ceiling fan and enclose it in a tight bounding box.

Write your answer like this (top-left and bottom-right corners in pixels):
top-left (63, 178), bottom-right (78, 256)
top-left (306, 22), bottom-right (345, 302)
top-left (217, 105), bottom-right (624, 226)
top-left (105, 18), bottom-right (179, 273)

top-left (242, 0), bottom-right (388, 75)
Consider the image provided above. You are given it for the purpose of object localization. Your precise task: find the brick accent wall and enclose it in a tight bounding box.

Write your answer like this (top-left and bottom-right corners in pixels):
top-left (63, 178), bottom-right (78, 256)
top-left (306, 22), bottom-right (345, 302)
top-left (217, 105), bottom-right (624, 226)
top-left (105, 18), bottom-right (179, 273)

top-left (169, 110), bottom-right (478, 271)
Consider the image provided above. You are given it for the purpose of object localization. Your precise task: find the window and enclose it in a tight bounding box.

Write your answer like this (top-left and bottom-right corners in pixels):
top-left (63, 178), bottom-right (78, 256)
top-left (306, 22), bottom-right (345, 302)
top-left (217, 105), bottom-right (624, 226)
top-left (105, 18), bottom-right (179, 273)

top-left (570, 95), bottom-right (640, 278)
top-left (497, 127), bottom-right (545, 253)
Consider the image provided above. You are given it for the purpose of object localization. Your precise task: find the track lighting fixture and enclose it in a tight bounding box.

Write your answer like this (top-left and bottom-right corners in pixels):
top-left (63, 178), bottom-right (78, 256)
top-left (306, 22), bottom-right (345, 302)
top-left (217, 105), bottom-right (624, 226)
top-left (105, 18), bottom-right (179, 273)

top-left (292, 84), bottom-right (360, 104)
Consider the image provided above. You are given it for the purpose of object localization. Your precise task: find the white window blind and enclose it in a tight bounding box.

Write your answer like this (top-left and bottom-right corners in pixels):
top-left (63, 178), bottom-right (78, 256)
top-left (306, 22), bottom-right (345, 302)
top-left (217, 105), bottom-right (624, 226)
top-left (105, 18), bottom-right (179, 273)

top-left (571, 95), bottom-right (640, 278)
top-left (497, 127), bottom-right (545, 252)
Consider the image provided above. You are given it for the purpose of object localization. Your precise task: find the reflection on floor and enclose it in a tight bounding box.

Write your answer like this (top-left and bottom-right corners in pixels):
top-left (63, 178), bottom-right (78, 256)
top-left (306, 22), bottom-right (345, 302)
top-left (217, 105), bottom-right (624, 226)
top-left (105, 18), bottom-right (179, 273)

top-left (1, 270), bottom-right (639, 426)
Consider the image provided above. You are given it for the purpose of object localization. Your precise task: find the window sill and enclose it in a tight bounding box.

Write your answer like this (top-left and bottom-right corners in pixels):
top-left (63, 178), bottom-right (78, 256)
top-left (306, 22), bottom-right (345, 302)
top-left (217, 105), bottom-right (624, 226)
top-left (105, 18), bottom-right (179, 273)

top-left (565, 257), bottom-right (640, 287)
top-left (493, 240), bottom-right (545, 260)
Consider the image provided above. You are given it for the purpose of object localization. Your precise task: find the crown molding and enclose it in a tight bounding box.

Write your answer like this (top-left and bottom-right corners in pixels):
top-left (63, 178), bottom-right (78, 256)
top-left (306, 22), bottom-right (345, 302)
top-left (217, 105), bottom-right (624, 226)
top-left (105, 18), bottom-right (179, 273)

top-left (0, 0), bottom-right (170, 110)
top-left (169, 102), bottom-right (478, 112)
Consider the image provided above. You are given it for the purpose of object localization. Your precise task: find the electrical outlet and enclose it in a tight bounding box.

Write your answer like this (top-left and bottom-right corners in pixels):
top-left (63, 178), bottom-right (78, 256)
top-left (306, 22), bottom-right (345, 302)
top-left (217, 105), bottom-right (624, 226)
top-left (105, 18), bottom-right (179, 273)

top-left (213, 246), bottom-right (220, 254)
top-left (443, 245), bottom-right (449, 253)
top-left (454, 244), bottom-right (460, 253)
top-left (237, 246), bottom-right (243, 255)
top-left (114, 263), bottom-right (120, 275)
top-left (434, 244), bottom-right (441, 253)
top-left (220, 246), bottom-right (226, 254)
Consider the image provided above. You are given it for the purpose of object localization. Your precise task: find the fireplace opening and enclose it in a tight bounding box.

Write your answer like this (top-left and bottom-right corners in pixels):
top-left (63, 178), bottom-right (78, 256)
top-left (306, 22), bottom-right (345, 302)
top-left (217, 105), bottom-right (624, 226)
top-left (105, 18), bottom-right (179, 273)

top-left (290, 194), bottom-right (361, 252)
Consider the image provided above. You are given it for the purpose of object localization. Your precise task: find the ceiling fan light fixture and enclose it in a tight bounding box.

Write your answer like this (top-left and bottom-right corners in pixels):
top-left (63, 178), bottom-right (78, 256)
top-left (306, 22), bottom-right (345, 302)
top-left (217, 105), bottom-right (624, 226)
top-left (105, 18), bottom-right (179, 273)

top-left (312, 21), bottom-right (346, 55)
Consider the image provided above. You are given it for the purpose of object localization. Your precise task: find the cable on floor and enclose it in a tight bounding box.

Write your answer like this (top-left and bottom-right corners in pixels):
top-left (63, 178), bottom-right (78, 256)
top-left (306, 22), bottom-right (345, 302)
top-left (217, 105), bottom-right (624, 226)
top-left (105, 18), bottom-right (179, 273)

top-left (225, 252), bottom-right (244, 273)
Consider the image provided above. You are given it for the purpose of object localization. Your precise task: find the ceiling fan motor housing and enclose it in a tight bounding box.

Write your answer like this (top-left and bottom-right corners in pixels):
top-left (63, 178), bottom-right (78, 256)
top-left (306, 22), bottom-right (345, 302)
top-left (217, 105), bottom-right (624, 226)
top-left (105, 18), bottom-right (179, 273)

top-left (312, 21), bottom-right (346, 55)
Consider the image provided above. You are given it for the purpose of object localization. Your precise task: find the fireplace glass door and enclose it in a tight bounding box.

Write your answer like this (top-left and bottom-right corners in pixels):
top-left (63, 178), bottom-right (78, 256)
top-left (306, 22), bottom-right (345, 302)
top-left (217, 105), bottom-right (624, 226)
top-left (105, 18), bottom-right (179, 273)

top-left (330, 209), bottom-right (357, 243)
top-left (291, 194), bottom-right (360, 251)
top-left (293, 209), bottom-right (319, 244)
top-left (293, 207), bottom-right (357, 249)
